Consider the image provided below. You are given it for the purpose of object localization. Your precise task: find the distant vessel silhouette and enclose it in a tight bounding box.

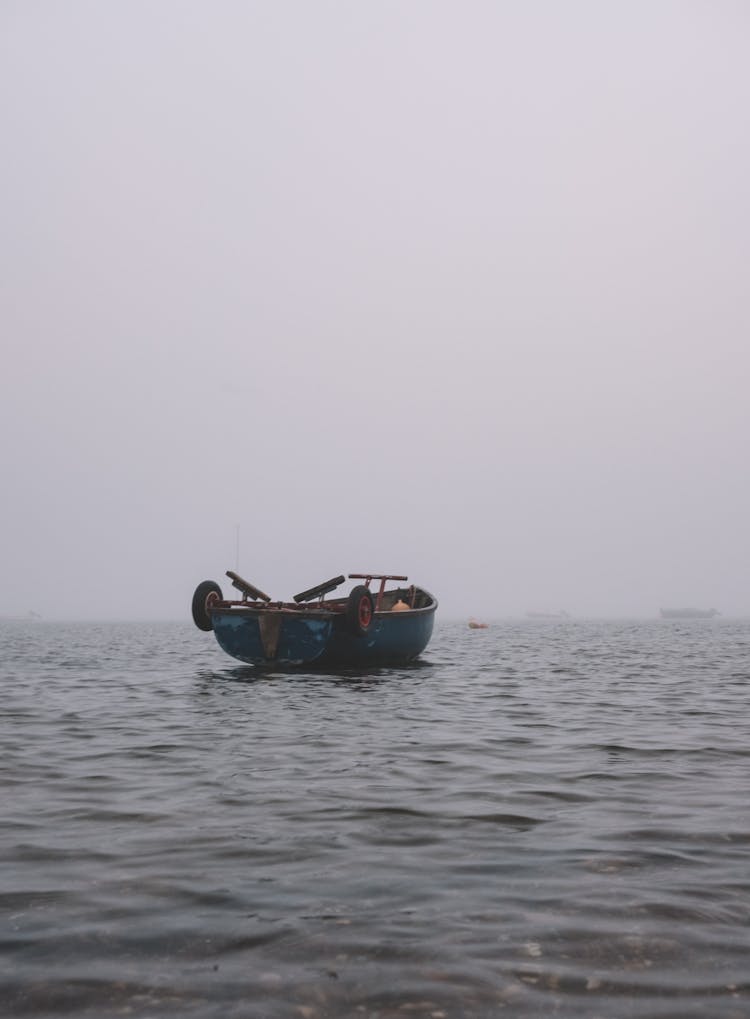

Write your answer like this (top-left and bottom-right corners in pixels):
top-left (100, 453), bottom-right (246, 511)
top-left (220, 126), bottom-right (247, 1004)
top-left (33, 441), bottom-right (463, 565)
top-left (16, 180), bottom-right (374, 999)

top-left (659, 608), bottom-right (718, 620)
top-left (468, 618), bottom-right (488, 629)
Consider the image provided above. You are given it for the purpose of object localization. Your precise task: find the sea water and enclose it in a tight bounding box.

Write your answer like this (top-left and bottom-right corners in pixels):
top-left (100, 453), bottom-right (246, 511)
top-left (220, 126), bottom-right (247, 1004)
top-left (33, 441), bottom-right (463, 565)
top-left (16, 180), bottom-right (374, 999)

top-left (2, 618), bottom-right (749, 1018)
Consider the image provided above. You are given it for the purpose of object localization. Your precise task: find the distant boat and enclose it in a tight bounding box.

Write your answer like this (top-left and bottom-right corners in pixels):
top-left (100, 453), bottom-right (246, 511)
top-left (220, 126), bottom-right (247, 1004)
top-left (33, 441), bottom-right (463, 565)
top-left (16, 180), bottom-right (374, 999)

top-left (659, 608), bottom-right (718, 620)
top-left (468, 618), bottom-right (488, 629)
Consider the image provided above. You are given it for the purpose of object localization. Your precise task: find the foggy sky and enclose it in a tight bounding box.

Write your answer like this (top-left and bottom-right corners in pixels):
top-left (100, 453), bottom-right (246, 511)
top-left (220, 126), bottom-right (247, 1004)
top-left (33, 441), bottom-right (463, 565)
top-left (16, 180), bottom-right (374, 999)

top-left (2, 1), bottom-right (749, 621)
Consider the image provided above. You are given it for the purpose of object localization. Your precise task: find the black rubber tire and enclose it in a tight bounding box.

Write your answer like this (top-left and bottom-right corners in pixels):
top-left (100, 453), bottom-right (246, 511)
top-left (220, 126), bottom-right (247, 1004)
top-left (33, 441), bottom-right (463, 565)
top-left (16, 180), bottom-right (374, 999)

top-left (346, 585), bottom-right (374, 637)
top-left (192, 580), bottom-right (223, 631)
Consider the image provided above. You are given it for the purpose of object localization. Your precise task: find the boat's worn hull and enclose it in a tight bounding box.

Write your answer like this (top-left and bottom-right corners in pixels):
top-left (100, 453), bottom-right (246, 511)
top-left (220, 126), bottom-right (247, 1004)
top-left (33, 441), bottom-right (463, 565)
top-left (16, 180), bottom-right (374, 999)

top-left (210, 595), bottom-right (436, 668)
top-left (320, 607), bottom-right (435, 667)
top-left (211, 609), bottom-right (335, 666)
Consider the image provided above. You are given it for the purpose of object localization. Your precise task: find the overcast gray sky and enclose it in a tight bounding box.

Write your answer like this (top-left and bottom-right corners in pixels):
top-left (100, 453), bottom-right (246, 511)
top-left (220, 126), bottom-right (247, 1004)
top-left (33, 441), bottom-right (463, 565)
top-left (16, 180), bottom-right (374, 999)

top-left (2, 1), bottom-right (749, 621)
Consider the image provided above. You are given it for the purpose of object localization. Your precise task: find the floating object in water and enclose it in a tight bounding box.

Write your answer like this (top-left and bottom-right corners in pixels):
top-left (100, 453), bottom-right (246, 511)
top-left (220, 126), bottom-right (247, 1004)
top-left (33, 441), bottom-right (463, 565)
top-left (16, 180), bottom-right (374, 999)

top-left (659, 608), bottom-right (718, 620)
top-left (192, 571), bottom-right (437, 667)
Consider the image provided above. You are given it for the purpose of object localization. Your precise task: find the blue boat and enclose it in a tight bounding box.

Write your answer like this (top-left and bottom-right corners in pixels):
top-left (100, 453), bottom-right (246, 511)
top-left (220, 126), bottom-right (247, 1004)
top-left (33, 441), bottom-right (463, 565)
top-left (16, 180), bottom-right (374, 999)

top-left (191, 571), bottom-right (438, 668)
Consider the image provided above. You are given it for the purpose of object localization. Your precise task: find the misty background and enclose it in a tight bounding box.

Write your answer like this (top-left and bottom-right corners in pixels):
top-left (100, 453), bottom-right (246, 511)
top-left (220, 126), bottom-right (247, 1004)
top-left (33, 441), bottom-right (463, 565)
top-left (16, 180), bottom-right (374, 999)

top-left (2, 1), bottom-right (748, 621)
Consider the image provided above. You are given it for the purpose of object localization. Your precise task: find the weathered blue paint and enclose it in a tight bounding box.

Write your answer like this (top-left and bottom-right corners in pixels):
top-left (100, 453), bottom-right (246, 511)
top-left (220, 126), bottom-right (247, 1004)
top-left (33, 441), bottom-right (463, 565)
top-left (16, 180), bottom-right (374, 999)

top-left (211, 610), bottom-right (333, 666)
top-left (317, 607), bottom-right (435, 667)
top-left (208, 589), bottom-right (437, 668)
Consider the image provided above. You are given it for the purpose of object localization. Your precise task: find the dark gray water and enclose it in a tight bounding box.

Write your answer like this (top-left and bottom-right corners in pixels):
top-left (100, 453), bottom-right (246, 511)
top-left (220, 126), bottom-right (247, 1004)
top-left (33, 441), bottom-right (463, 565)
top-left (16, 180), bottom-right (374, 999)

top-left (2, 618), bottom-right (749, 1018)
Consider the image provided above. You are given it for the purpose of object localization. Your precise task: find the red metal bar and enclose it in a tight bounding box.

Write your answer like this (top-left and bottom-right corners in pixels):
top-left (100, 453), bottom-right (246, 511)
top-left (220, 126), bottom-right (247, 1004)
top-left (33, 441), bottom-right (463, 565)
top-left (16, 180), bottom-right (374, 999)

top-left (348, 574), bottom-right (409, 611)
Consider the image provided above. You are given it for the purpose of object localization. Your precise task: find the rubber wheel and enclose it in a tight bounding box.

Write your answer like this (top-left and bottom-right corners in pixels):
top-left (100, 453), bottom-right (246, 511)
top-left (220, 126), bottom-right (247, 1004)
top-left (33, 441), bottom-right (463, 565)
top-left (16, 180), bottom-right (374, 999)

top-left (346, 585), bottom-right (374, 636)
top-left (191, 580), bottom-right (223, 631)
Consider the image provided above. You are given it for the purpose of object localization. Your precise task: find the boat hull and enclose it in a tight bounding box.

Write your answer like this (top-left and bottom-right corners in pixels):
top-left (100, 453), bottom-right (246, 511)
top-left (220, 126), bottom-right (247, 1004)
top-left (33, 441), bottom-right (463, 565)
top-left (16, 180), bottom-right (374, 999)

top-left (210, 596), bottom-right (436, 668)
top-left (211, 609), bottom-right (334, 666)
top-left (319, 608), bottom-right (435, 667)
top-left (659, 608), bottom-right (718, 620)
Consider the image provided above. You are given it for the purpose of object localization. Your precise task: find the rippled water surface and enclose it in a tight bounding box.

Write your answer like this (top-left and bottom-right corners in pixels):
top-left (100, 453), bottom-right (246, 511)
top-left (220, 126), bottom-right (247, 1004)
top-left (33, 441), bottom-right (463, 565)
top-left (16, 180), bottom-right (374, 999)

top-left (2, 618), bottom-right (749, 1018)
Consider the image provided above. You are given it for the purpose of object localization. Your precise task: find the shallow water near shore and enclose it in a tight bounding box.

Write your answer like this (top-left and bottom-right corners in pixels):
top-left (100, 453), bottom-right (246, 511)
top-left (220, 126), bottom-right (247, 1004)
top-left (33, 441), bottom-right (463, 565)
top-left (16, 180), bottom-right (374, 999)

top-left (2, 617), bottom-right (749, 1018)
